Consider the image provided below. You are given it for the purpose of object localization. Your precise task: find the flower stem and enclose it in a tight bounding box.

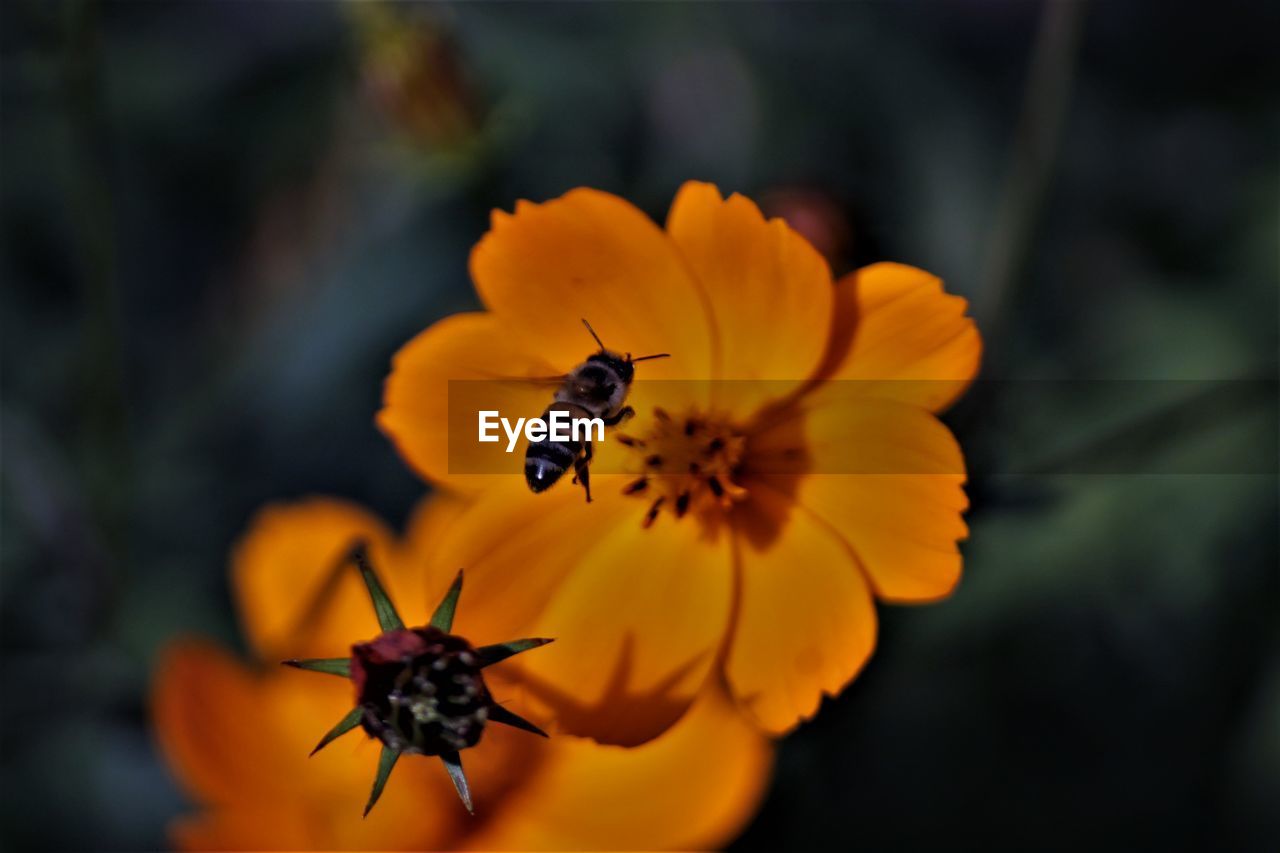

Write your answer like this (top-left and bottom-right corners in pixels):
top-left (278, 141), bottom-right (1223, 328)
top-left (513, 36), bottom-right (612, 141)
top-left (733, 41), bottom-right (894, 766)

top-left (977, 0), bottom-right (1090, 339)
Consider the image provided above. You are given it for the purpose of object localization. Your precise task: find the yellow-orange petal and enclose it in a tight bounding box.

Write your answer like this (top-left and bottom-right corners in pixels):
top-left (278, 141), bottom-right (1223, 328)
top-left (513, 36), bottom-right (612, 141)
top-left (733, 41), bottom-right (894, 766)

top-left (666, 182), bottom-right (835, 408)
top-left (463, 689), bottom-right (773, 852)
top-left (469, 189), bottom-right (715, 386)
top-left (152, 641), bottom-right (289, 806)
top-left (724, 484), bottom-right (877, 735)
top-left (398, 488), bottom-right (474, 622)
top-left (750, 396), bottom-right (969, 601)
top-left (378, 311), bottom-right (567, 491)
top-left (428, 477), bottom-right (628, 647)
top-left (455, 479), bottom-right (734, 747)
top-left (166, 762), bottom-right (467, 851)
top-left (151, 640), bottom-right (365, 802)
top-left (815, 262), bottom-right (981, 413)
top-left (402, 488), bottom-right (469, 560)
top-left (170, 807), bottom-right (314, 852)
top-left (231, 497), bottom-right (401, 661)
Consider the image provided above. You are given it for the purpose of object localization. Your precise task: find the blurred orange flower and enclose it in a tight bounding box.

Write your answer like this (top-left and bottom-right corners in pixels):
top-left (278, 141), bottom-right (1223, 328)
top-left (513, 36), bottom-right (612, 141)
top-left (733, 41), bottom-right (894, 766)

top-left (377, 182), bottom-right (982, 744)
top-left (350, 2), bottom-right (482, 153)
top-left (151, 495), bottom-right (771, 851)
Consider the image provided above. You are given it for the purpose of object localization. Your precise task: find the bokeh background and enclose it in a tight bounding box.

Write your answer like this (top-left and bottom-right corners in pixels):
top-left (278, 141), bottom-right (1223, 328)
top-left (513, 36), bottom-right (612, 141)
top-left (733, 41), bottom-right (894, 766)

top-left (2, 1), bottom-right (1277, 850)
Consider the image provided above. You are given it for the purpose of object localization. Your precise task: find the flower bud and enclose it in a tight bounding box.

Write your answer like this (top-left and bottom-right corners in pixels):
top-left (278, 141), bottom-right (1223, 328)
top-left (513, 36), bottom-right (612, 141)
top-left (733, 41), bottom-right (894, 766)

top-left (350, 627), bottom-right (491, 755)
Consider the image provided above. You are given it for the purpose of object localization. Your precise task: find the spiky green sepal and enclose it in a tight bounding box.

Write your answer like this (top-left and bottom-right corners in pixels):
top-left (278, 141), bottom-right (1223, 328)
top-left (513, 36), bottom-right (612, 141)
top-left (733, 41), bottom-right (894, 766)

top-left (282, 657), bottom-right (351, 677)
top-left (429, 570), bottom-right (464, 631)
top-left (349, 541), bottom-right (405, 632)
top-left (440, 751), bottom-right (473, 813)
top-left (310, 706), bottom-right (364, 756)
top-left (364, 745), bottom-right (400, 817)
top-left (477, 637), bottom-right (555, 668)
top-left (488, 704), bottom-right (549, 738)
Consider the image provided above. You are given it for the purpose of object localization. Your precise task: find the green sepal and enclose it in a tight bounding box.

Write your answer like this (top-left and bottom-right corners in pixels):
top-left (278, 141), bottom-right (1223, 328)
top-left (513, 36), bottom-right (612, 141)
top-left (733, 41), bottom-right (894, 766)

top-left (440, 750), bottom-right (473, 813)
top-left (363, 745), bottom-right (400, 817)
top-left (310, 706), bottom-right (364, 757)
top-left (488, 703), bottom-right (548, 738)
top-left (477, 637), bottom-right (554, 668)
top-left (282, 658), bottom-right (351, 678)
top-left (429, 570), bottom-right (464, 632)
top-left (349, 541), bottom-right (404, 632)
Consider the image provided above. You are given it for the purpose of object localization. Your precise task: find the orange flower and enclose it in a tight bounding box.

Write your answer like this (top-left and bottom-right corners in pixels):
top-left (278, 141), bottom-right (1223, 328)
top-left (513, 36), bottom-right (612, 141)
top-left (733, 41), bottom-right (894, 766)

top-left (378, 182), bottom-right (981, 744)
top-left (151, 495), bottom-right (772, 851)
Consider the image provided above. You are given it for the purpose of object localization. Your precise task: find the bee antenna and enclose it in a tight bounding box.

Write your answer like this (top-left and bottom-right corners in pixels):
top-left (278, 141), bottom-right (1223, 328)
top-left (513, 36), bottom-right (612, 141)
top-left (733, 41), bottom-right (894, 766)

top-left (630, 353), bottom-right (671, 363)
top-left (580, 318), bottom-right (606, 351)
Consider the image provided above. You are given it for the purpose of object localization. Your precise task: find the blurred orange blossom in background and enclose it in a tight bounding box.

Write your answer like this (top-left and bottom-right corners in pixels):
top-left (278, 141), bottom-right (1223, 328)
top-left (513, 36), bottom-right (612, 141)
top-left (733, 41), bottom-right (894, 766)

top-left (350, 2), bottom-right (483, 156)
top-left (150, 495), bottom-right (771, 850)
top-left (378, 182), bottom-right (982, 745)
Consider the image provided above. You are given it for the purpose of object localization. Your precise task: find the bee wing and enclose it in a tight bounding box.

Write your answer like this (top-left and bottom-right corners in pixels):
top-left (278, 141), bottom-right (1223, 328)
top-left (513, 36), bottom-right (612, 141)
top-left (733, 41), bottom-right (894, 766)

top-left (468, 370), bottom-right (568, 388)
top-left (447, 370), bottom-right (567, 474)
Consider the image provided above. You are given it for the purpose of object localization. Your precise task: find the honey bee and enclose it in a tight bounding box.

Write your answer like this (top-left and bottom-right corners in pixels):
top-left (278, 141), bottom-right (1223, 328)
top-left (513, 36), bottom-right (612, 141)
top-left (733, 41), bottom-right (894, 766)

top-left (525, 320), bottom-right (669, 502)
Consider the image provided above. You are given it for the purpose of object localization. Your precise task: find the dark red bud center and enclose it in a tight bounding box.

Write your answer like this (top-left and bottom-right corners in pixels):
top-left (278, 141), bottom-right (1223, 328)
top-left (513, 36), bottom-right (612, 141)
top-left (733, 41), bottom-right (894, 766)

top-left (349, 627), bottom-right (491, 755)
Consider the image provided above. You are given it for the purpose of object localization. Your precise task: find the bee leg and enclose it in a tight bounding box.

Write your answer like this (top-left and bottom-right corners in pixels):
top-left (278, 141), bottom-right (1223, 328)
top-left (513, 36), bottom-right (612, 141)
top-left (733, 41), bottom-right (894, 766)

top-left (574, 443), bottom-right (594, 503)
top-left (602, 406), bottom-right (634, 427)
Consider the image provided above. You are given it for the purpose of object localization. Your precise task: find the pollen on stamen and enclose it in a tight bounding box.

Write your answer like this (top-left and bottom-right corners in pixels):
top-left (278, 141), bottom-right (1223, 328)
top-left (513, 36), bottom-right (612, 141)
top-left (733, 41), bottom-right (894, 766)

top-left (642, 497), bottom-right (665, 529)
top-left (623, 411), bottom-right (748, 525)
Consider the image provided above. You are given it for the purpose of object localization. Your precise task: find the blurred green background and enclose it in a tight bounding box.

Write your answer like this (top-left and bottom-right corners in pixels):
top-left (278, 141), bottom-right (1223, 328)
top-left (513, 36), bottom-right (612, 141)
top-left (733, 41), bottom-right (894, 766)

top-left (2, 1), bottom-right (1277, 850)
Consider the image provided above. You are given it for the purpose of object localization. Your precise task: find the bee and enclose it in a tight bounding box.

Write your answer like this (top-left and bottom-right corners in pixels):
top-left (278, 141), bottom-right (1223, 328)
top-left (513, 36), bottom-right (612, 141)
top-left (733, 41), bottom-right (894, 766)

top-left (525, 320), bottom-right (669, 502)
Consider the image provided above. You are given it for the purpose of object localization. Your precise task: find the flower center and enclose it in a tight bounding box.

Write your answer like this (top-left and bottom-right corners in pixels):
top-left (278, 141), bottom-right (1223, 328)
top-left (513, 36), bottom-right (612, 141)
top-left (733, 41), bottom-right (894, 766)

top-left (351, 627), bottom-right (492, 755)
top-left (618, 407), bottom-right (749, 527)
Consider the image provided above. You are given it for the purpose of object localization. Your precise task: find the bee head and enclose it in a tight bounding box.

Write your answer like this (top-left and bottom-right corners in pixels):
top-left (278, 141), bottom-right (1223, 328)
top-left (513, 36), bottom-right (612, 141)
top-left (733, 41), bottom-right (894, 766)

top-left (579, 320), bottom-right (668, 386)
top-left (586, 351), bottom-right (635, 385)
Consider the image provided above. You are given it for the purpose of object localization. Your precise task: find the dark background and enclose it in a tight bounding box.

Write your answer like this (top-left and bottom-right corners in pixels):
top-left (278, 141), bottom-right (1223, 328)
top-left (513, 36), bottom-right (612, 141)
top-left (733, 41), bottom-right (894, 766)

top-left (2, 1), bottom-right (1277, 850)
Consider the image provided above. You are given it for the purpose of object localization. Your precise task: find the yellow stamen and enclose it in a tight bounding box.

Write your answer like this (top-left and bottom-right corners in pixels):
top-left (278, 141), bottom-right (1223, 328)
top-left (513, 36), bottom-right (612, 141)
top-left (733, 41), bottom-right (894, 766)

top-left (622, 408), bottom-right (748, 526)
